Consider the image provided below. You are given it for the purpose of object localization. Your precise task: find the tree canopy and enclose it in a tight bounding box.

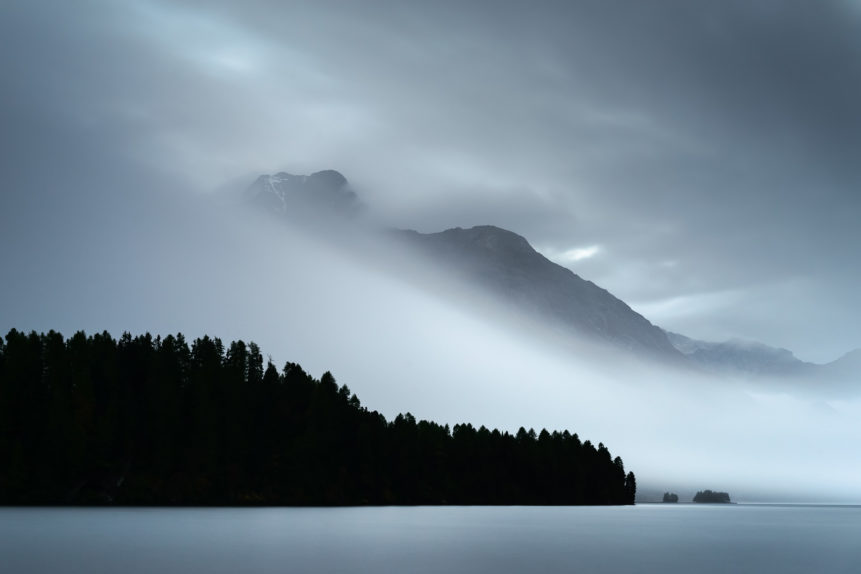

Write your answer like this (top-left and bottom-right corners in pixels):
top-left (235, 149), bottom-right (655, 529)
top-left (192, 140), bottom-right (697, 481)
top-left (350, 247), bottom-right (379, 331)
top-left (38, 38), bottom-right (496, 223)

top-left (0, 329), bottom-right (635, 506)
top-left (693, 490), bottom-right (731, 503)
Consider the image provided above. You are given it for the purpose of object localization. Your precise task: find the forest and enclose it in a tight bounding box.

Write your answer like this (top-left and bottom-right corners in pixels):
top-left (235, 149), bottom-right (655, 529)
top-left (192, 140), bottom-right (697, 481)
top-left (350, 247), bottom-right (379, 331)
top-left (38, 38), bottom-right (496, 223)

top-left (0, 329), bottom-right (636, 506)
top-left (693, 490), bottom-right (731, 503)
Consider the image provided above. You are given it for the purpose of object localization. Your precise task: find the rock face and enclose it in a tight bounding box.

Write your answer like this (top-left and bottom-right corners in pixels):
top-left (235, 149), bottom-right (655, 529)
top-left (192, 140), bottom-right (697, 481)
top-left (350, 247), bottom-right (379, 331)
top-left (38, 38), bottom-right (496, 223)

top-left (401, 225), bottom-right (684, 359)
top-left (247, 169), bottom-right (360, 218)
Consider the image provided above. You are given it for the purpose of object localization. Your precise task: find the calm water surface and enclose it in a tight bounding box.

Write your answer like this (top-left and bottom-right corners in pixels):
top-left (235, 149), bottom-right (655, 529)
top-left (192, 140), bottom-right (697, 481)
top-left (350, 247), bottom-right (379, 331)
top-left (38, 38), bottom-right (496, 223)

top-left (2, 505), bottom-right (859, 573)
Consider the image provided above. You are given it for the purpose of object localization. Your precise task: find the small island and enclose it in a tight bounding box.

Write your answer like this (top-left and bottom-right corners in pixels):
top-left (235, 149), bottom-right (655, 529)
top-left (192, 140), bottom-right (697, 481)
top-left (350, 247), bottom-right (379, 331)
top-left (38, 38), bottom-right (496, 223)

top-left (693, 490), bottom-right (731, 503)
top-left (662, 492), bottom-right (679, 503)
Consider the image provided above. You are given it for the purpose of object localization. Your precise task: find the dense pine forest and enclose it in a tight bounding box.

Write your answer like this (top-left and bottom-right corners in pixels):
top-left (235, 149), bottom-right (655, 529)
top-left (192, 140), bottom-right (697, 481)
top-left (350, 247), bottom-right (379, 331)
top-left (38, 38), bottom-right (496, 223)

top-left (0, 329), bottom-right (636, 506)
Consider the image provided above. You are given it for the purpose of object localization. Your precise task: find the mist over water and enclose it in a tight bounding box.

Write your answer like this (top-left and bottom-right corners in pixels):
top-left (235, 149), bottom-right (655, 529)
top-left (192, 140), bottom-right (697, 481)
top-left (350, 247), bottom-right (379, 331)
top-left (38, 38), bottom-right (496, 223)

top-left (2, 187), bottom-right (858, 503)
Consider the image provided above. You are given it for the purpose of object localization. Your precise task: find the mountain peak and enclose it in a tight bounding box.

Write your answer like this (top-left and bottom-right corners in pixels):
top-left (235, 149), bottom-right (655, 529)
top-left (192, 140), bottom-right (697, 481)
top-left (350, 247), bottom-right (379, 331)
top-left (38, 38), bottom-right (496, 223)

top-left (402, 225), bottom-right (681, 359)
top-left (307, 169), bottom-right (348, 190)
top-left (435, 225), bottom-right (536, 256)
top-left (248, 168), bottom-right (359, 218)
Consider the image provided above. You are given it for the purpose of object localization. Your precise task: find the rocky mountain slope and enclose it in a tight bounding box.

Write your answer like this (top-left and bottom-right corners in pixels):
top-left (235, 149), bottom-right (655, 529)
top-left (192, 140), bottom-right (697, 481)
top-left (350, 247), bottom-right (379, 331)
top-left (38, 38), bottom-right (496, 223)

top-left (401, 225), bottom-right (683, 359)
top-left (243, 168), bottom-right (858, 378)
top-left (245, 169), bottom-right (682, 359)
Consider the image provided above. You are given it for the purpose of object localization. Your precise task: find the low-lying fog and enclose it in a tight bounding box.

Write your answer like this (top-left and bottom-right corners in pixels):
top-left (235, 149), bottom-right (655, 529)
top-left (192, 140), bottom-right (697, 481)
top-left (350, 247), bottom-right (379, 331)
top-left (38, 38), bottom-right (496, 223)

top-left (2, 188), bottom-right (859, 503)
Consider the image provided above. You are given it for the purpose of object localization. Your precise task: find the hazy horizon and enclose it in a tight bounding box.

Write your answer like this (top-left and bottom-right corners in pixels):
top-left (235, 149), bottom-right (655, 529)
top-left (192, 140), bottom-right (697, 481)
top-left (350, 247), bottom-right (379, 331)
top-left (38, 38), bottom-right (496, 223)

top-left (3, 195), bottom-right (860, 503)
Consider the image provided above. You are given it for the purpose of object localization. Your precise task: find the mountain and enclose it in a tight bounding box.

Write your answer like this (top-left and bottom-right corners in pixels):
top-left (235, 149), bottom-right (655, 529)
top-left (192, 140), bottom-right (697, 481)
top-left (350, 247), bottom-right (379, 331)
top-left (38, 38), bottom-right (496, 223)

top-left (247, 169), bottom-right (361, 218)
top-left (666, 331), bottom-right (860, 386)
top-left (244, 170), bottom-right (682, 359)
top-left (243, 168), bottom-right (856, 376)
top-left (245, 170), bottom-right (682, 359)
top-left (400, 225), bottom-right (683, 359)
top-left (665, 332), bottom-right (811, 376)
top-left (816, 349), bottom-right (861, 383)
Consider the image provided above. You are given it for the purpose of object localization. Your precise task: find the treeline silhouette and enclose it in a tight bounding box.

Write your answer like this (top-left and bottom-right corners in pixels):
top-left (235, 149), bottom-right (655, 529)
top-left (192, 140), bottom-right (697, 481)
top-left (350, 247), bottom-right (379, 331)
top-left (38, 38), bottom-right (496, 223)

top-left (0, 329), bottom-right (636, 506)
top-left (693, 490), bottom-right (730, 503)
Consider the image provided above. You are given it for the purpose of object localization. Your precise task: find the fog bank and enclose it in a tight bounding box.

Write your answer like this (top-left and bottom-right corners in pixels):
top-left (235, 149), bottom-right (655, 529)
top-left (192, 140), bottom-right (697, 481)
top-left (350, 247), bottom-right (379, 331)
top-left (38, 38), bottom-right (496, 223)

top-left (2, 188), bottom-right (858, 502)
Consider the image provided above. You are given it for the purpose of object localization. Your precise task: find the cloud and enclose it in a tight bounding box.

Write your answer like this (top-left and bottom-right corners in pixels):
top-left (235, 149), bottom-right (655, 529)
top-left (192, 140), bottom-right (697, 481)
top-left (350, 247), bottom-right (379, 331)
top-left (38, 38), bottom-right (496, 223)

top-left (2, 2), bottom-right (860, 372)
top-left (4, 182), bottom-right (860, 501)
top-left (538, 244), bottom-right (602, 264)
top-left (631, 289), bottom-right (747, 325)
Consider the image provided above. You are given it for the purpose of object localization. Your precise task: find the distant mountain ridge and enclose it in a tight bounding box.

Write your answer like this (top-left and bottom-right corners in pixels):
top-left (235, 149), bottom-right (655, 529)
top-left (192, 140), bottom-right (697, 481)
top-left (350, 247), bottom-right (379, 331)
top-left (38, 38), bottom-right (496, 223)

top-left (400, 225), bottom-right (683, 359)
top-left (666, 331), bottom-right (860, 384)
top-left (245, 169), bottom-right (681, 358)
top-left (665, 331), bottom-right (810, 375)
top-left (243, 168), bottom-right (858, 381)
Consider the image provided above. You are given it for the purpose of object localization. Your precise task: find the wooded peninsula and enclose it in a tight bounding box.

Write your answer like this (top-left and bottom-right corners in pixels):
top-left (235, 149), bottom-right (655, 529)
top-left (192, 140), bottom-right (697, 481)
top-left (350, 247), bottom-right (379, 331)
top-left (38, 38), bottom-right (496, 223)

top-left (0, 329), bottom-right (636, 506)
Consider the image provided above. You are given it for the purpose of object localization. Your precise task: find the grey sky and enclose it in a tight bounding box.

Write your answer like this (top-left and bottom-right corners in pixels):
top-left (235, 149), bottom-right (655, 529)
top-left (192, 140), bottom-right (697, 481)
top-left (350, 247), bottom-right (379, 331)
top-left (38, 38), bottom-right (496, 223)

top-left (3, 0), bottom-right (861, 365)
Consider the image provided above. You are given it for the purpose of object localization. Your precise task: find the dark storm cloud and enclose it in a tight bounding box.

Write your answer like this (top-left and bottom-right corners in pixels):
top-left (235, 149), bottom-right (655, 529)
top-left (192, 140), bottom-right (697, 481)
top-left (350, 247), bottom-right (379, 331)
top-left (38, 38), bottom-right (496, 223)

top-left (2, 0), bottom-right (861, 361)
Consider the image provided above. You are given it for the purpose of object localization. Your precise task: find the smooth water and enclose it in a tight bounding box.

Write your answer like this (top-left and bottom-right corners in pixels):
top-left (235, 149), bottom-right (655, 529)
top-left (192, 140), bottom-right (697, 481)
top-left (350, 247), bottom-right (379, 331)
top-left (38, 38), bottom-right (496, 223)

top-left (1, 505), bottom-right (859, 573)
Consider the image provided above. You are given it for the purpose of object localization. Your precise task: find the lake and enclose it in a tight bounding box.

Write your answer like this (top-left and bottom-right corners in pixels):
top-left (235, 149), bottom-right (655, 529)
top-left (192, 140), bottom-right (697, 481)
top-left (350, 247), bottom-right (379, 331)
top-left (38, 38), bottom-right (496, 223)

top-left (2, 505), bottom-right (859, 573)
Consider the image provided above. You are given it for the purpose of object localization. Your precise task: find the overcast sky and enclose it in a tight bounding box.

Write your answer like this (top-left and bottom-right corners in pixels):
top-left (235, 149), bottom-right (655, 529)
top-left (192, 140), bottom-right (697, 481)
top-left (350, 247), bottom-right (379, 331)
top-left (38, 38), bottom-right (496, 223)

top-left (3, 0), bottom-right (861, 363)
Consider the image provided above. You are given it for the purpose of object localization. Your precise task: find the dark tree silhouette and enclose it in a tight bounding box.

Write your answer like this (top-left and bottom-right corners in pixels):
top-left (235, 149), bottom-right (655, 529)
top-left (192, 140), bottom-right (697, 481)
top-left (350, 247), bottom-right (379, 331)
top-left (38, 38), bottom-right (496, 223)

top-left (693, 490), bottom-right (730, 503)
top-left (0, 329), bottom-right (636, 506)
top-left (624, 472), bottom-right (637, 505)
